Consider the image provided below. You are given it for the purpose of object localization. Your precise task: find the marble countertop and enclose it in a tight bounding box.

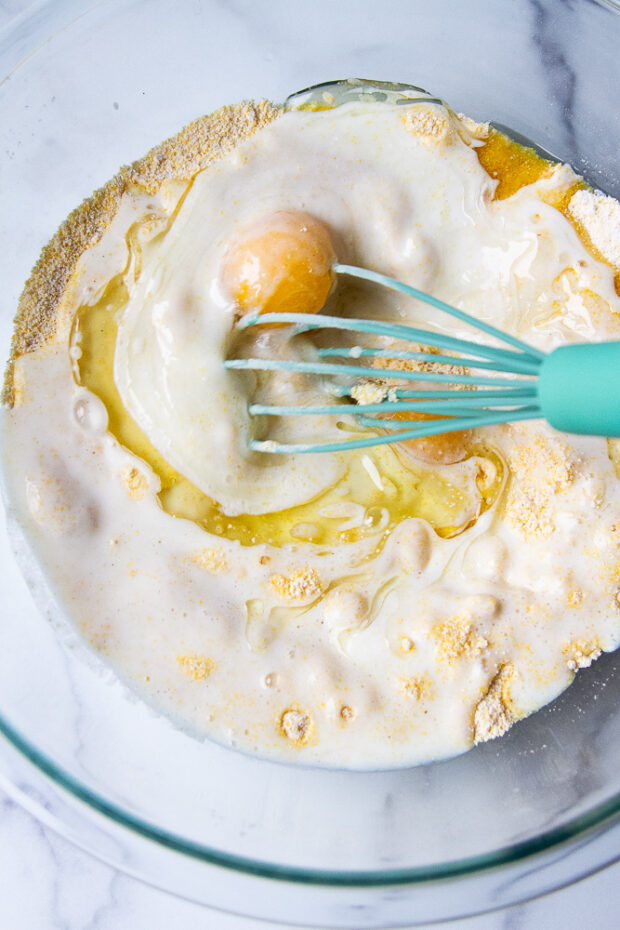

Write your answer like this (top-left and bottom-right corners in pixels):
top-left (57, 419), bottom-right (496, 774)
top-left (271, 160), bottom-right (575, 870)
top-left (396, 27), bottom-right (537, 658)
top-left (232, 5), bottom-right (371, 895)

top-left (1, 0), bottom-right (619, 927)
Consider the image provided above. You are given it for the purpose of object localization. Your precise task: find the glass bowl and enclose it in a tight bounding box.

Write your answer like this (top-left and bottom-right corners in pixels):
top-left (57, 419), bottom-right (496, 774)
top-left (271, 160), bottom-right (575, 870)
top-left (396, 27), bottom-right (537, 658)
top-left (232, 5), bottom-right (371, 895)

top-left (1, 0), bottom-right (620, 925)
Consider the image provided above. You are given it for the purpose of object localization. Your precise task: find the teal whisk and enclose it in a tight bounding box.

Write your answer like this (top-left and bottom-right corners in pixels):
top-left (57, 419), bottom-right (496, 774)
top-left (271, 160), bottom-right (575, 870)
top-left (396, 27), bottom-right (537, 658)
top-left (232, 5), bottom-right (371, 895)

top-left (224, 263), bottom-right (620, 454)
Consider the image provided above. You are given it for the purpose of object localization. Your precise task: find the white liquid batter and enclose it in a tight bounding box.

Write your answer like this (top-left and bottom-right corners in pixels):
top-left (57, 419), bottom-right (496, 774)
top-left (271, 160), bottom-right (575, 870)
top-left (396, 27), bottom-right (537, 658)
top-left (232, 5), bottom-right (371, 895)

top-left (2, 98), bottom-right (620, 768)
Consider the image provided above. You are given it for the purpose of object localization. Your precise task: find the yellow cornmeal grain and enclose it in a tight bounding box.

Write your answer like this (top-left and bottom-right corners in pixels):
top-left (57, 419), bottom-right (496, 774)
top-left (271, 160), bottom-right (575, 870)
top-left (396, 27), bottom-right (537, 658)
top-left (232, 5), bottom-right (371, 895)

top-left (2, 100), bottom-right (281, 406)
top-left (191, 547), bottom-right (229, 575)
top-left (505, 434), bottom-right (575, 538)
top-left (562, 638), bottom-right (602, 671)
top-left (279, 708), bottom-right (313, 744)
top-left (121, 465), bottom-right (148, 500)
top-left (177, 654), bottom-right (215, 680)
top-left (455, 113), bottom-right (489, 141)
top-left (372, 344), bottom-right (469, 381)
top-left (399, 635), bottom-right (416, 654)
top-left (433, 616), bottom-right (489, 663)
top-left (566, 588), bottom-right (584, 609)
top-left (398, 675), bottom-right (433, 701)
top-left (350, 381), bottom-right (388, 405)
top-left (270, 567), bottom-right (323, 601)
top-left (473, 664), bottom-right (515, 743)
top-left (340, 704), bottom-right (355, 721)
top-left (402, 106), bottom-right (451, 143)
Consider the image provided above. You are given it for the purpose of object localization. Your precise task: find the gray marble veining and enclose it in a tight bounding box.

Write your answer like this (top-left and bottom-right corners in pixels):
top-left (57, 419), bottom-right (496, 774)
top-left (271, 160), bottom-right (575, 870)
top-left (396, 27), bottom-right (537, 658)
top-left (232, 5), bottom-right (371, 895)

top-left (529, 0), bottom-right (579, 160)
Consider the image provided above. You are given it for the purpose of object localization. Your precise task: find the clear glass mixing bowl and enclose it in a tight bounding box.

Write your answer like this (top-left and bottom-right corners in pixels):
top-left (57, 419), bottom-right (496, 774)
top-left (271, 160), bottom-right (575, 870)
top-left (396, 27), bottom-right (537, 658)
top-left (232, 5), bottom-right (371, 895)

top-left (1, 0), bottom-right (620, 925)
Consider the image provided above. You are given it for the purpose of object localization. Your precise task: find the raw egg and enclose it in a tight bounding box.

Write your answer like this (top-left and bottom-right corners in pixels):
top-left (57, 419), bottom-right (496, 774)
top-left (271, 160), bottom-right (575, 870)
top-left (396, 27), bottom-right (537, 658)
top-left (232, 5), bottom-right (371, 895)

top-left (220, 210), bottom-right (336, 318)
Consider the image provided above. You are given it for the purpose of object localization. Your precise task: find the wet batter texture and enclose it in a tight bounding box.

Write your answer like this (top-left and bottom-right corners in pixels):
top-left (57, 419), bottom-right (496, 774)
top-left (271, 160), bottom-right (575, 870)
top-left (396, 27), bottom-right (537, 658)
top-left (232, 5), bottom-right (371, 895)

top-left (3, 92), bottom-right (620, 767)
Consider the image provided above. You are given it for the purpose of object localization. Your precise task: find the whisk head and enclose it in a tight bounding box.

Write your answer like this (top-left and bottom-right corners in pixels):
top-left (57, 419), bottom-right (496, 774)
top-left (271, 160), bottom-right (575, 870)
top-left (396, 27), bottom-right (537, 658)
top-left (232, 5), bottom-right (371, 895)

top-left (224, 264), bottom-right (546, 454)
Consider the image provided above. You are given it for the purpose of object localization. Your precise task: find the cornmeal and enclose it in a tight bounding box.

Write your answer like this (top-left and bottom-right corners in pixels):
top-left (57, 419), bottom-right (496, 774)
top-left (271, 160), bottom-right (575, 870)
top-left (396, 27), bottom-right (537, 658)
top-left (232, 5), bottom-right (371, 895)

top-left (2, 90), bottom-right (620, 768)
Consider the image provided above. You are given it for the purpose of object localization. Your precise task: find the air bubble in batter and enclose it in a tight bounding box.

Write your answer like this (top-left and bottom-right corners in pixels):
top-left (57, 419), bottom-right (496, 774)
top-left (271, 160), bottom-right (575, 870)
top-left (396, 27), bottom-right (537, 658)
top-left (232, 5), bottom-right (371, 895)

top-left (73, 393), bottom-right (108, 434)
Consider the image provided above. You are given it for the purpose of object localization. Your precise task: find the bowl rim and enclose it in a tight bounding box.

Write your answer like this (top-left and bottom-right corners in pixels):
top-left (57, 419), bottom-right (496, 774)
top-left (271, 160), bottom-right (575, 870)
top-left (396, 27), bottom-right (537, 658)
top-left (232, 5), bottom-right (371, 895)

top-left (2, 708), bottom-right (620, 886)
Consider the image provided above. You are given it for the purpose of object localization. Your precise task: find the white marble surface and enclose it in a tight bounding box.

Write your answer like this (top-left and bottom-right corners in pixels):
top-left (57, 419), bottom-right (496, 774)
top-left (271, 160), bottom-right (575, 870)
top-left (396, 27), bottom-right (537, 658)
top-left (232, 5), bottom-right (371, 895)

top-left (2, 1), bottom-right (620, 928)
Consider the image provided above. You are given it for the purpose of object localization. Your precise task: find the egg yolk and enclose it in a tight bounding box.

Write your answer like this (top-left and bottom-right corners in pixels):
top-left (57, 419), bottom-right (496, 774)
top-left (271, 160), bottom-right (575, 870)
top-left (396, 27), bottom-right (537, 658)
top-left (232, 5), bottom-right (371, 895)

top-left (220, 210), bottom-right (336, 318)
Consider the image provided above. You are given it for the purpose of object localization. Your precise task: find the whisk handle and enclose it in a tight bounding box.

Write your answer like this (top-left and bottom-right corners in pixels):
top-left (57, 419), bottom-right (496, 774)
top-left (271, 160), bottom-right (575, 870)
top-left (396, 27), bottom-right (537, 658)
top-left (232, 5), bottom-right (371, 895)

top-left (539, 342), bottom-right (620, 437)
